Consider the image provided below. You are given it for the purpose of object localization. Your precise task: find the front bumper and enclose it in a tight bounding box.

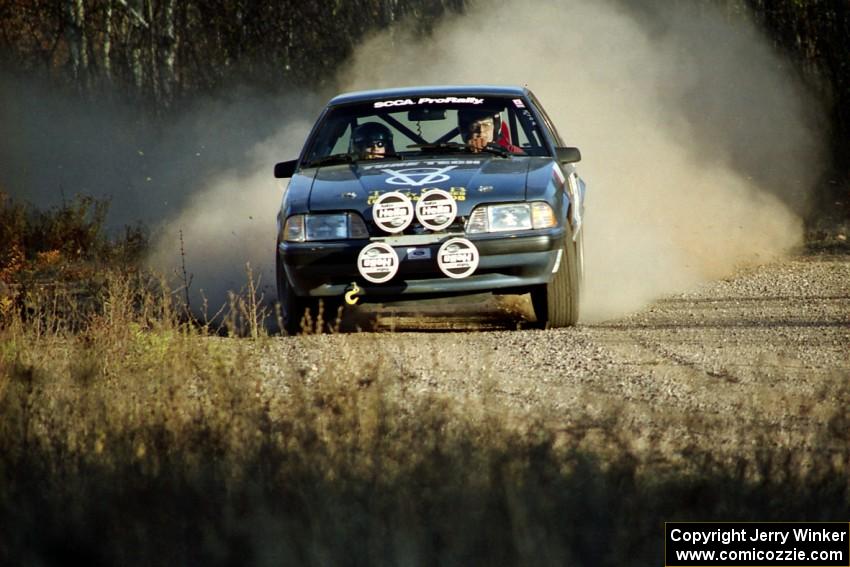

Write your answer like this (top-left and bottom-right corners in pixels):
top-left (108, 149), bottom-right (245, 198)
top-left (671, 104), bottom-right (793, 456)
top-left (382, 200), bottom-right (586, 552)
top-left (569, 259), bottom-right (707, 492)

top-left (279, 229), bottom-right (565, 300)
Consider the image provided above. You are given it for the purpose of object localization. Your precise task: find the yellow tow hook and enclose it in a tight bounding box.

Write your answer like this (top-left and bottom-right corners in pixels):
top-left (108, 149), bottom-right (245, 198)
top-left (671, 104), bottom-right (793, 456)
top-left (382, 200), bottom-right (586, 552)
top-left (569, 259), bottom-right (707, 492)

top-left (344, 282), bottom-right (361, 306)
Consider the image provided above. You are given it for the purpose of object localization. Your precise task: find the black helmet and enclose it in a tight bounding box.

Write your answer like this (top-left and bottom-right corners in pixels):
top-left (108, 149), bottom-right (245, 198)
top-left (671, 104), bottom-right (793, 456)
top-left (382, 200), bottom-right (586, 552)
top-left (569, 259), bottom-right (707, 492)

top-left (457, 108), bottom-right (502, 142)
top-left (352, 122), bottom-right (394, 154)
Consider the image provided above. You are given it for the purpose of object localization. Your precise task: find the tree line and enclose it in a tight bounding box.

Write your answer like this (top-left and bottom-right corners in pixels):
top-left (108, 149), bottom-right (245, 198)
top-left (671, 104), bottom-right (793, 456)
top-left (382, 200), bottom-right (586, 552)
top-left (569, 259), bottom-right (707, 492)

top-left (0, 0), bottom-right (465, 108)
top-left (0, 0), bottom-right (847, 179)
top-left (743, 0), bottom-right (850, 181)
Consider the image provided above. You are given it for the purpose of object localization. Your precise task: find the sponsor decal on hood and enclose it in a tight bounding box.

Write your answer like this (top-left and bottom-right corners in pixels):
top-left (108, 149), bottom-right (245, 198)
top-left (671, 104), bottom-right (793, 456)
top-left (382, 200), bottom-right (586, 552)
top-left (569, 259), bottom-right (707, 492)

top-left (305, 158), bottom-right (535, 215)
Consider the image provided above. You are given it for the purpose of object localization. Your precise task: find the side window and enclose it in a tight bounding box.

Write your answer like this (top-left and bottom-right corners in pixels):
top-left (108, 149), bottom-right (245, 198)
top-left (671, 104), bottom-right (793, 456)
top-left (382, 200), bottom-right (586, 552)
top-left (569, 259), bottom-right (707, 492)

top-left (528, 93), bottom-right (563, 148)
top-left (514, 111), bottom-right (536, 149)
top-left (511, 106), bottom-right (546, 155)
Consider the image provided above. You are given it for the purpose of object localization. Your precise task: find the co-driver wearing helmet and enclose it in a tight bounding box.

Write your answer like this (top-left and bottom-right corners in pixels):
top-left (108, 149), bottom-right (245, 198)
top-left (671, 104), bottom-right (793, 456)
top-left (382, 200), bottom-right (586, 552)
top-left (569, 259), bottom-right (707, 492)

top-left (458, 109), bottom-right (524, 154)
top-left (352, 122), bottom-right (394, 160)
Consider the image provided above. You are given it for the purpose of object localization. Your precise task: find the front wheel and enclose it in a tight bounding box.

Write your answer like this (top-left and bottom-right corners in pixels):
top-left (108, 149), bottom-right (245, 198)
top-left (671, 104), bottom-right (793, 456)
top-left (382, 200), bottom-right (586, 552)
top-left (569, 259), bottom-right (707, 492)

top-left (276, 251), bottom-right (343, 335)
top-left (277, 251), bottom-right (310, 335)
top-left (530, 230), bottom-right (581, 328)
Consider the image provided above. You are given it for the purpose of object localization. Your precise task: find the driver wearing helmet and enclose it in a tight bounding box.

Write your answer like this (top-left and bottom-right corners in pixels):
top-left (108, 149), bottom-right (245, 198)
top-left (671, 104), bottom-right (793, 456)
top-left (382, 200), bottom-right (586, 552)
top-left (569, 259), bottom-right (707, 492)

top-left (352, 122), bottom-right (394, 159)
top-left (458, 109), bottom-right (524, 154)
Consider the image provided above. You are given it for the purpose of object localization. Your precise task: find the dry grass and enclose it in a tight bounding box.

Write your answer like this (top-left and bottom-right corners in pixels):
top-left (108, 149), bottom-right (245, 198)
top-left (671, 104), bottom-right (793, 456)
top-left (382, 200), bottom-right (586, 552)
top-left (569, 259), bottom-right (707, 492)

top-left (1, 196), bottom-right (849, 565)
top-left (1, 274), bottom-right (849, 566)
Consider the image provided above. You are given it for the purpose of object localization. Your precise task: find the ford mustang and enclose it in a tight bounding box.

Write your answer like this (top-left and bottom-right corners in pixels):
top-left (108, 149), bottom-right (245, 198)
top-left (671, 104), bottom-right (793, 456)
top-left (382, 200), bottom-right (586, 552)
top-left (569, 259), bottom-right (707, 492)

top-left (274, 85), bottom-right (586, 333)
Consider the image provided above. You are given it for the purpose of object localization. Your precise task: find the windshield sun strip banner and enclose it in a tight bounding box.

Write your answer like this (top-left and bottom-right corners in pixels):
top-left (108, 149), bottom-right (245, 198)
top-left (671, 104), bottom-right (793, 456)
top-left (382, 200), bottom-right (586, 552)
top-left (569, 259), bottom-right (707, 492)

top-left (374, 96), bottom-right (485, 108)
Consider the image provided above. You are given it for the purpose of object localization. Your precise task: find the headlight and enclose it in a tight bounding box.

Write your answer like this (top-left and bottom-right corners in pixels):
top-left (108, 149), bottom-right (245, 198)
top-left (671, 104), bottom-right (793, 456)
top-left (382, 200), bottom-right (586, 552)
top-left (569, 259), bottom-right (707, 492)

top-left (283, 213), bottom-right (369, 242)
top-left (488, 204), bottom-right (532, 232)
top-left (466, 202), bottom-right (557, 233)
top-left (306, 214), bottom-right (348, 240)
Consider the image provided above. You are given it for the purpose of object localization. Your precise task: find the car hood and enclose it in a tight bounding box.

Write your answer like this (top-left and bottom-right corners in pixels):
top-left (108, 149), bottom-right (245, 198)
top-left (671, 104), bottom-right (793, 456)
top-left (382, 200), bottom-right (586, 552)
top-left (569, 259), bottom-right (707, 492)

top-left (304, 157), bottom-right (533, 216)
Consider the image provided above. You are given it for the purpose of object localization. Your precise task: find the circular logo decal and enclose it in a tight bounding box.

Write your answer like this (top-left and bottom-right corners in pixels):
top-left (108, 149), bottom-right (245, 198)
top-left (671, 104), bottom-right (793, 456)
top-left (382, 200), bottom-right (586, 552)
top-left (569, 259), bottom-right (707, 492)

top-left (357, 242), bottom-right (399, 284)
top-left (437, 238), bottom-right (479, 279)
top-left (415, 189), bottom-right (457, 232)
top-left (372, 191), bottom-right (414, 234)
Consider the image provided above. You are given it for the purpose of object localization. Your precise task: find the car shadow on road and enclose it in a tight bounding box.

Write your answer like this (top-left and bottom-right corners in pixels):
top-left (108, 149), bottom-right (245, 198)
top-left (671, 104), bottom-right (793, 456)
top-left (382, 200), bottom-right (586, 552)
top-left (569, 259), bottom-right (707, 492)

top-left (333, 294), bottom-right (537, 334)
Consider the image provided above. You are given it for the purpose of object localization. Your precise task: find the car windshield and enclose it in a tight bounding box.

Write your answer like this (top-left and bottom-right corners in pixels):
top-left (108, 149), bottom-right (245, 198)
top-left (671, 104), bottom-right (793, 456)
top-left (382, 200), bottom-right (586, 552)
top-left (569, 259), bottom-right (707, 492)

top-left (303, 95), bottom-right (550, 165)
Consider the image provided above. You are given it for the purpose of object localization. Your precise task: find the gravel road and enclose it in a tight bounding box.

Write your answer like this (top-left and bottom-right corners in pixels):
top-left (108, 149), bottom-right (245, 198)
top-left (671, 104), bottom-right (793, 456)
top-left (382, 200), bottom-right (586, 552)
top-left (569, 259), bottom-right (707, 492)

top-left (263, 252), bottom-right (849, 456)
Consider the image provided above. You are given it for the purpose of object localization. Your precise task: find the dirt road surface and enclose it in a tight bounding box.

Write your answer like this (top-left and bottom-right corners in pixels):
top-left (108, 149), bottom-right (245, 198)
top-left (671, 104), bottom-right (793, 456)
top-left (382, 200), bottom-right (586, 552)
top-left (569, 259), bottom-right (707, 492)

top-left (263, 252), bottom-right (849, 456)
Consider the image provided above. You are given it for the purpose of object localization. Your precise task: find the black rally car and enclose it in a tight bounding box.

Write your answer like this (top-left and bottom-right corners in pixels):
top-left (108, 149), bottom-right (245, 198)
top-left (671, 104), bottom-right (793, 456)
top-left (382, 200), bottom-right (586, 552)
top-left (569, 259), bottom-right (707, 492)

top-left (274, 85), bottom-right (586, 333)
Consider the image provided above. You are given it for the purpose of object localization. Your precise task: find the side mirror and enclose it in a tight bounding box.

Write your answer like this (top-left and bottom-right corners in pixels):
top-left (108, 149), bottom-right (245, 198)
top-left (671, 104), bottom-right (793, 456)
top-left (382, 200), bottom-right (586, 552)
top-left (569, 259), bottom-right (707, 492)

top-left (555, 147), bottom-right (581, 164)
top-left (274, 159), bottom-right (298, 179)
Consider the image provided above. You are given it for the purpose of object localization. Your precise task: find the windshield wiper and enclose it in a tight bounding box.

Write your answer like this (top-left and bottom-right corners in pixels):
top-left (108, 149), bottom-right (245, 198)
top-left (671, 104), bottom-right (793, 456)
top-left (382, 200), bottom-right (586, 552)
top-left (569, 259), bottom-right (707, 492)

top-left (408, 142), bottom-right (510, 158)
top-left (304, 153), bottom-right (354, 168)
top-left (408, 142), bottom-right (467, 153)
top-left (479, 143), bottom-right (511, 158)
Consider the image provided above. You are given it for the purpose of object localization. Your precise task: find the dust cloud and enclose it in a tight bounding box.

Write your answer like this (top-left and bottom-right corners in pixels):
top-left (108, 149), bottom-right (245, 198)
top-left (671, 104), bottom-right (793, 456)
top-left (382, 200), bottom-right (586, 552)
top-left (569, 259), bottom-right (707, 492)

top-left (0, 73), bottom-right (316, 315)
top-left (136, 0), bottom-right (825, 320)
top-left (147, 122), bottom-right (311, 316)
top-left (5, 0), bottom-right (821, 322)
top-left (0, 77), bottom-right (307, 229)
top-left (339, 0), bottom-right (824, 320)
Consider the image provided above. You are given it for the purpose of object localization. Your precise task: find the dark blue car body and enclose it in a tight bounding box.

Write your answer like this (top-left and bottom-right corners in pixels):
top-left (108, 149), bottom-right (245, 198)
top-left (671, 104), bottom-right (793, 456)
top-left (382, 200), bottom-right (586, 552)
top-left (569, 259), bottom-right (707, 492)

top-left (274, 85), bottom-right (585, 332)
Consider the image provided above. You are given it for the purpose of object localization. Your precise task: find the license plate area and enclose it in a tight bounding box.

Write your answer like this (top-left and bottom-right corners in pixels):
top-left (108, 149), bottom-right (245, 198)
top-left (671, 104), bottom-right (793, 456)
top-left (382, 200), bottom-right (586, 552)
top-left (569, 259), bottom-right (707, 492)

top-left (404, 247), bottom-right (432, 261)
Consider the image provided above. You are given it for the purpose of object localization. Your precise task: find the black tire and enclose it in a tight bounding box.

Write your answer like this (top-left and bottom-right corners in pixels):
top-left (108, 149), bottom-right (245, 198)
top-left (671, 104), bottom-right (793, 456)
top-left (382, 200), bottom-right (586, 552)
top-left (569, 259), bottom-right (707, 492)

top-left (575, 225), bottom-right (586, 290)
top-left (531, 229), bottom-right (581, 328)
top-left (276, 251), bottom-right (310, 335)
top-left (276, 250), bottom-right (344, 335)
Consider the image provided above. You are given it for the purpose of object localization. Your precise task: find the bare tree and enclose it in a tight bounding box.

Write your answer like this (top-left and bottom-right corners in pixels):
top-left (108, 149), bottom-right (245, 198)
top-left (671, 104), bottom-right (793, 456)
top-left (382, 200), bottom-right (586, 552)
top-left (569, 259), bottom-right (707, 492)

top-left (159, 0), bottom-right (177, 107)
top-left (63, 0), bottom-right (88, 84)
top-left (103, 0), bottom-right (113, 84)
